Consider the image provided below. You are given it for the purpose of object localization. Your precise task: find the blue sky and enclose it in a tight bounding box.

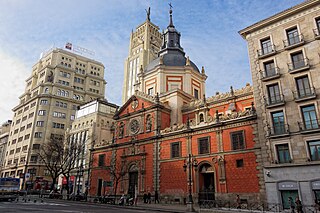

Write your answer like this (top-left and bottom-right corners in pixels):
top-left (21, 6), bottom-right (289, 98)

top-left (0, 0), bottom-right (304, 122)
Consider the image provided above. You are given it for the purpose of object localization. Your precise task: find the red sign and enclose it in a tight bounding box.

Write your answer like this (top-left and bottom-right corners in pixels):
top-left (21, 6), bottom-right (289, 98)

top-left (62, 176), bottom-right (75, 184)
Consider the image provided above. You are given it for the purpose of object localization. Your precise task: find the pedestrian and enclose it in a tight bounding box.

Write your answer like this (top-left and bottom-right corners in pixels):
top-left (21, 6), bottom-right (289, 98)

top-left (288, 197), bottom-right (295, 213)
top-left (154, 191), bottom-right (159, 204)
top-left (315, 199), bottom-right (320, 211)
top-left (295, 197), bottom-right (303, 213)
top-left (143, 193), bottom-right (147, 203)
top-left (147, 192), bottom-right (151, 204)
top-left (236, 194), bottom-right (241, 209)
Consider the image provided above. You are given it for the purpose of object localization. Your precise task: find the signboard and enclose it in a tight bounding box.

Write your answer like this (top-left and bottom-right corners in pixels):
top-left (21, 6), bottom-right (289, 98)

top-left (312, 181), bottom-right (320, 190)
top-left (64, 42), bottom-right (95, 56)
top-left (278, 181), bottom-right (298, 190)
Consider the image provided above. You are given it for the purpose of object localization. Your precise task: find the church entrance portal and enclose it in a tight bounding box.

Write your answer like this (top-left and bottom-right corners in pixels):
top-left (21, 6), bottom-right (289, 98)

top-left (128, 165), bottom-right (138, 198)
top-left (198, 163), bottom-right (215, 202)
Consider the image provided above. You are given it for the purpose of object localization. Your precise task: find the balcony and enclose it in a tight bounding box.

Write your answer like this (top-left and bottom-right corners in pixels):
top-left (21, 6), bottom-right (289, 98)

top-left (268, 124), bottom-right (290, 138)
top-left (287, 58), bottom-right (310, 74)
top-left (298, 119), bottom-right (320, 134)
top-left (313, 28), bottom-right (320, 40)
top-left (293, 87), bottom-right (316, 102)
top-left (283, 34), bottom-right (305, 50)
top-left (260, 67), bottom-right (281, 81)
top-left (265, 94), bottom-right (285, 108)
top-left (257, 44), bottom-right (276, 59)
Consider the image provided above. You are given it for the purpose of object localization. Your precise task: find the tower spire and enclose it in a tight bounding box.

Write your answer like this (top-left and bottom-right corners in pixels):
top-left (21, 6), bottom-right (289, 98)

top-left (168, 3), bottom-right (174, 27)
top-left (146, 7), bottom-right (151, 21)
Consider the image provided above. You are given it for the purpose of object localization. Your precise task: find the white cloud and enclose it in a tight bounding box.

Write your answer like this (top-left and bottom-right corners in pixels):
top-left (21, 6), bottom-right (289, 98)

top-left (0, 51), bottom-right (29, 122)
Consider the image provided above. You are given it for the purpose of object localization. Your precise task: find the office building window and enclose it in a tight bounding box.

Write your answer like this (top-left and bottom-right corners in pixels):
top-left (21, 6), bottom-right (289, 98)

top-left (36, 121), bottom-right (44, 127)
top-left (148, 87), bottom-right (154, 96)
top-left (230, 131), bottom-right (245, 150)
top-left (171, 142), bottom-right (181, 158)
top-left (236, 159), bottom-right (244, 168)
top-left (38, 110), bottom-right (46, 116)
top-left (40, 100), bottom-right (48, 105)
top-left (276, 144), bottom-right (291, 163)
top-left (34, 132), bottom-right (42, 138)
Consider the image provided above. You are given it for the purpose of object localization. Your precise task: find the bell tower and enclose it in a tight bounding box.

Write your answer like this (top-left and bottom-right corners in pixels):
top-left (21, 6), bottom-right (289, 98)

top-left (122, 7), bottom-right (162, 103)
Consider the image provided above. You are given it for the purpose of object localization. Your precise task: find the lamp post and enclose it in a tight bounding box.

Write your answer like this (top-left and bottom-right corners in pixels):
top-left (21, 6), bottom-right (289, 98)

top-left (183, 154), bottom-right (198, 212)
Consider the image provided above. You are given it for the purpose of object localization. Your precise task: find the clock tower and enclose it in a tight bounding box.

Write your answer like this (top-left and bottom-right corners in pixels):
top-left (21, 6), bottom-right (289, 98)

top-left (122, 8), bottom-right (162, 103)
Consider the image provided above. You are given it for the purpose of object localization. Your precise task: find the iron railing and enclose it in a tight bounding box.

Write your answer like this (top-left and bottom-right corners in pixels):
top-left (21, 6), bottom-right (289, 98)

top-left (199, 200), bottom-right (320, 213)
top-left (283, 34), bottom-right (304, 47)
top-left (269, 124), bottom-right (290, 136)
top-left (260, 67), bottom-right (280, 80)
top-left (288, 58), bottom-right (309, 72)
top-left (298, 119), bottom-right (320, 131)
top-left (265, 94), bottom-right (285, 107)
top-left (257, 44), bottom-right (276, 57)
top-left (293, 87), bottom-right (316, 100)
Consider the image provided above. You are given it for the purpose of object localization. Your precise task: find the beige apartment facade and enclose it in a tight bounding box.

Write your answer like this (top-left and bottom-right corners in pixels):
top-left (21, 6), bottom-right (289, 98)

top-left (240, 0), bottom-right (320, 208)
top-left (1, 48), bottom-right (105, 189)
top-left (64, 99), bottom-right (118, 194)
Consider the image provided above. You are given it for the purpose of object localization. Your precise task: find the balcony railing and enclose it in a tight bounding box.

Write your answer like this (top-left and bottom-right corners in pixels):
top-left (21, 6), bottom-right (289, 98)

top-left (265, 94), bottom-right (285, 108)
top-left (298, 119), bottom-right (320, 132)
top-left (260, 67), bottom-right (280, 81)
top-left (313, 28), bottom-right (320, 39)
top-left (269, 124), bottom-right (290, 137)
top-left (257, 44), bottom-right (276, 58)
top-left (283, 34), bottom-right (304, 49)
top-left (293, 87), bottom-right (316, 101)
top-left (287, 58), bottom-right (310, 73)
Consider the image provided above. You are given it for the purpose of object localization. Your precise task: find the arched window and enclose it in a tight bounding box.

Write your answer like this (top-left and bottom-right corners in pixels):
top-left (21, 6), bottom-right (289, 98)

top-left (199, 113), bottom-right (204, 122)
top-left (57, 89), bottom-right (61, 96)
top-left (61, 90), bottom-right (65, 97)
top-left (44, 88), bottom-right (49, 94)
top-left (65, 91), bottom-right (69, 97)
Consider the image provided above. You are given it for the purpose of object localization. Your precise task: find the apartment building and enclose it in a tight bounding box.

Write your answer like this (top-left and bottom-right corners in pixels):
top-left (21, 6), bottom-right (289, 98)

top-left (240, 0), bottom-right (320, 208)
top-left (1, 48), bottom-right (105, 190)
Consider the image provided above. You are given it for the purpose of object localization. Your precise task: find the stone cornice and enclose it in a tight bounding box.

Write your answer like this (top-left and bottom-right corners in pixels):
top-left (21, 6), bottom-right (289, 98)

top-left (239, 0), bottom-right (320, 38)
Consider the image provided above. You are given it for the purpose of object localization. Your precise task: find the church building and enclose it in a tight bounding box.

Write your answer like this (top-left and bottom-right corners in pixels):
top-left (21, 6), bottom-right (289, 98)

top-left (89, 7), bottom-right (263, 204)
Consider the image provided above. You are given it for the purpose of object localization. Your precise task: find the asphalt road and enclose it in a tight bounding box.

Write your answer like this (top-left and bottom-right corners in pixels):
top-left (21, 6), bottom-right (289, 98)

top-left (0, 199), bottom-right (168, 213)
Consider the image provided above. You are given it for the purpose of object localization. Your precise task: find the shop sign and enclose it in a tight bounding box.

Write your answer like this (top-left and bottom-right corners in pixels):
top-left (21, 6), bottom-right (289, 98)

top-left (312, 181), bottom-right (320, 190)
top-left (278, 181), bottom-right (298, 190)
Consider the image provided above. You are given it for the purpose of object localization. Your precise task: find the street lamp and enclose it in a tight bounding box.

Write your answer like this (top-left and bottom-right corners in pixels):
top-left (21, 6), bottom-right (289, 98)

top-left (183, 154), bottom-right (198, 212)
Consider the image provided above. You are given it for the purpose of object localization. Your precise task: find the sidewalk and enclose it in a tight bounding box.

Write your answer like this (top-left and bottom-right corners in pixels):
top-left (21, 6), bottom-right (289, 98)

top-left (120, 202), bottom-right (200, 212)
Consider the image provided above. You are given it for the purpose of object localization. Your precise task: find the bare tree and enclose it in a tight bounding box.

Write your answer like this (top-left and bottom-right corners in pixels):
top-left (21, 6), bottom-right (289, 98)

top-left (107, 156), bottom-right (128, 199)
top-left (37, 134), bottom-right (64, 190)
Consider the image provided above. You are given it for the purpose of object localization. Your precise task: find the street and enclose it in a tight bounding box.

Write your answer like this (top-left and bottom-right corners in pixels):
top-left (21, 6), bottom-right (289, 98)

top-left (0, 199), bottom-right (171, 213)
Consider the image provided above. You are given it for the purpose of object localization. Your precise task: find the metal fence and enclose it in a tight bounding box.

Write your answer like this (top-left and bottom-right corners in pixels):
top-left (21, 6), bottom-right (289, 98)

top-left (199, 200), bottom-right (320, 213)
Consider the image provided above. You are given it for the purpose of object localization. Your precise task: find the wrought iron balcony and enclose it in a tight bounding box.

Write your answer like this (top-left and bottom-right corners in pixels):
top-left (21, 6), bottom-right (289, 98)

top-left (260, 67), bottom-right (280, 81)
top-left (293, 87), bottom-right (316, 102)
top-left (283, 34), bottom-right (304, 49)
top-left (268, 124), bottom-right (290, 137)
top-left (313, 28), bottom-right (320, 39)
top-left (265, 94), bottom-right (285, 108)
top-left (287, 58), bottom-right (310, 73)
top-left (257, 44), bottom-right (276, 59)
top-left (298, 119), bottom-right (320, 133)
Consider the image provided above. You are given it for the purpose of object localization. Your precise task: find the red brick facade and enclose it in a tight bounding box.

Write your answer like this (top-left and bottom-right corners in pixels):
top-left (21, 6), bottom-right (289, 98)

top-left (89, 86), bottom-right (262, 203)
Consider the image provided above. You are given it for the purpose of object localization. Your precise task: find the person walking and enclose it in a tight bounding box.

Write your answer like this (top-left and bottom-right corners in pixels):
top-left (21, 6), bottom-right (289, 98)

top-left (288, 197), bottom-right (295, 213)
top-left (236, 194), bottom-right (241, 209)
top-left (295, 197), bottom-right (303, 213)
top-left (147, 192), bottom-right (151, 204)
top-left (154, 191), bottom-right (159, 204)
